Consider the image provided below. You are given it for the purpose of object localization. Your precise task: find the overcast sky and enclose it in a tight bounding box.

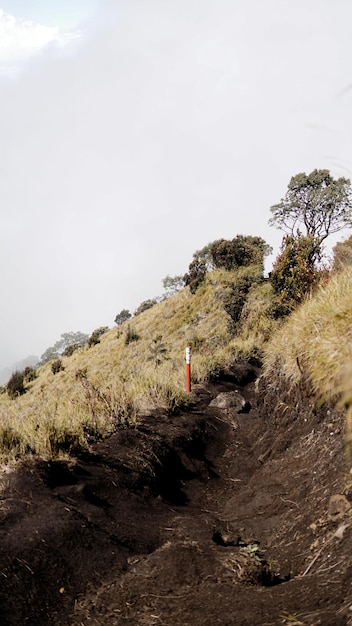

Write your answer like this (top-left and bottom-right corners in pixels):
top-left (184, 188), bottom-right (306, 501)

top-left (0, 0), bottom-right (352, 368)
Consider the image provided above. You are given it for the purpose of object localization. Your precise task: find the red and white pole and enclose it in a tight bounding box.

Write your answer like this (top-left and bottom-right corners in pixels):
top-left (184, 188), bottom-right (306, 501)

top-left (185, 346), bottom-right (191, 393)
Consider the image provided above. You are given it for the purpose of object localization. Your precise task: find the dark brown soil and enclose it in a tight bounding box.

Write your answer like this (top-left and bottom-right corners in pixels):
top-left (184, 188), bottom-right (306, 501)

top-left (1, 363), bottom-right (352, 626)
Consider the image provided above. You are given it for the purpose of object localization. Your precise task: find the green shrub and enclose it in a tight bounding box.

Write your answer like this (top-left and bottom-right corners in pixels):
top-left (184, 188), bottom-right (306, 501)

top-left (125, 325), bottom-right (140, 345)
top-left (210, 235), bottom-right (270, 271)
top-left (134, 299), bottom-right (158, 316)
top-left (7, 370), bottom-right (26, 399)
top-left (183, 257), bottom-right (207, 294)
top-left (62, 343), bottom-right (82, 357)
top-left (224, 271), bottom-right (263, 332)
top-left (51, 359), bottom-right (64, 375)
top-left (23, 366), bottom-right (37, 383)
top-left (88, 326), bottom-right (109, 347)
top-left (114, 309), bottom-right (132, 325)
top-left (147, 335), bottom-right (168, 367)
top-left (269, 235), bottom-right (320, 318)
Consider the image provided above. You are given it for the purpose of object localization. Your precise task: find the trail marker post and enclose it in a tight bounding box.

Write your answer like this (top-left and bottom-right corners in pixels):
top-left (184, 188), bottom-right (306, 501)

top-left (185, 346), bottom-right (191, 393)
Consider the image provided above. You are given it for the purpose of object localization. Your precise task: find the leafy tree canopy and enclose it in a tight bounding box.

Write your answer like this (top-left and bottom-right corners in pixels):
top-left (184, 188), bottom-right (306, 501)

top-left (183, 257), bottom-right (207, 294)
top-left (39, 346), bottom-right (60, 366)
top-left (114, 309), bottom-right (132, 326)
top-left (269, 169), bottom-right (352, 246)
top-left (192, 243), bottom-right (214, 270)
top-left (162, 275), bottom-right (184, 298)
top-left (39, 331), bottom-right (89, 365)
top-left (59, 332), bottom-right (89, 350)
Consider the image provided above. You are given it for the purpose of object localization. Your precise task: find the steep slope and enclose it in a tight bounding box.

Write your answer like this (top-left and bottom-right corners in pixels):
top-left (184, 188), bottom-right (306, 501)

top-left (0, 362), bottom-right (351, 626)
top-left (0, 265), bottom-right (271, 462)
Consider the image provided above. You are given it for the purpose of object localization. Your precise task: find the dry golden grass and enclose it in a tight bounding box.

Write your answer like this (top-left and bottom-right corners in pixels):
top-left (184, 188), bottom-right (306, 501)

top-left (8, 256), bottom-right (352, 464)
top-left (0, 268), bottom-right (272, 462)
top-left (263, 267), bottom-right (352, 422)
top-left (12, 256), bottom-right (352, 465)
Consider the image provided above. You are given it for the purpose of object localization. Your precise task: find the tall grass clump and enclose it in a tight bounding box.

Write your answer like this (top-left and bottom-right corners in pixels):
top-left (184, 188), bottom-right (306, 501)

top-left (228, 280), bottom-right (278, 364)
top-left (262, 267), bottom-right (352, 435)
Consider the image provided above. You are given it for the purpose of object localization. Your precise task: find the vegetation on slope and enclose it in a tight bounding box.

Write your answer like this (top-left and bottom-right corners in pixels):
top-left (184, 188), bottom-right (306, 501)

top-left (2, 167), bottom-right (352, 464)
top-left (0, 263), bottom-right (275, 462)
top-left (262, 265), bottom-right (352, 456)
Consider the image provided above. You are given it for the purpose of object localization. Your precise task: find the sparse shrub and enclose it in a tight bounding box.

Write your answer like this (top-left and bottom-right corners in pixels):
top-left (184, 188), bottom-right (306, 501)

top-left (134, 299), bottom-right (158, 316)
top-left (147, 335), bottom-right (168, 367)
top-left (7, 370), bottom-right (26, 399)
top-left (75, 367), bottom-right (88, 380)
top-left (62, 343), bottom-right (81, 357)
top-left (88, 326), bottom-right (109, 347)
top-left (224, 271), bottom-right (263, 332)
top-left (114, 309), bottom-right (132, 326)
top-left (183, 257), bottom-right (207, 294)
top-left (23, 366), bottom-right (37, 383)
top-left (269, 235), bottom-right (320, 318)
top-left (125, 325), bottom-right (140, 345)
top-left (51, 359), bottom-right (64, 375)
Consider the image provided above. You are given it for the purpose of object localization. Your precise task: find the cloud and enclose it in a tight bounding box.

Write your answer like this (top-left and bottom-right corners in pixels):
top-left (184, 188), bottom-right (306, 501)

top-left (0, 0), bottom-right (352, 368)
top-left (0, 8), bottom-right (80, 76)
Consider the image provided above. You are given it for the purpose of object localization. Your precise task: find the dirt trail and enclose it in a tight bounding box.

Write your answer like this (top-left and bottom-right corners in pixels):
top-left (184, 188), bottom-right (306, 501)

top-left (0, 364), bottom-right (351, 626)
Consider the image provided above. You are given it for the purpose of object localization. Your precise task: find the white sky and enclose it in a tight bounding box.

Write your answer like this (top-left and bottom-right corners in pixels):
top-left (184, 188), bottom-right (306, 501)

top-left (0, 0), bottom-right (352, 367)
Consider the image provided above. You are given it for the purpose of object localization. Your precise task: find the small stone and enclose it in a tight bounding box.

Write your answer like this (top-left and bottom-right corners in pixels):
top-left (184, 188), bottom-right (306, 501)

top-left (209, 391), bottom-right (250, 413)
top-left (333, 523), bottom-right (349, 539)
top-left (328, 494), bottom-right (350, 520)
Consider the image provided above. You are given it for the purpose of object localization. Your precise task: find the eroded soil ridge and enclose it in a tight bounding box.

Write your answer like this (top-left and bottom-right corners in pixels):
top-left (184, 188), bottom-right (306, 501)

top-left (0, 363), bottom-right (351, 625)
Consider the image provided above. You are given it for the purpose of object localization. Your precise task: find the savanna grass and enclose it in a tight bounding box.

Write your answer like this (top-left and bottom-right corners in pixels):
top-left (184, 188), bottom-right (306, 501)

top-left (0, 269), bottom-right (260, 462)
top-left (262, 268), bottom-right (352, 450)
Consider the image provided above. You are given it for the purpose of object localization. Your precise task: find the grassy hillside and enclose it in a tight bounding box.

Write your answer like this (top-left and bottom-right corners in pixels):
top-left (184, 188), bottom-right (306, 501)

top-left (262, 266), bottom-right (352, 451)
top-left (3, 259), bottom-right (351, 465)
top-left (0, 265), bottom-right (274, 462)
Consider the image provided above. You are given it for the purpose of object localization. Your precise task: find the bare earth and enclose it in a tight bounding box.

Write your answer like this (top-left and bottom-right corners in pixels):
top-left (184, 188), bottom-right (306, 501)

top-left (0, 363), bottom-right (352, 626)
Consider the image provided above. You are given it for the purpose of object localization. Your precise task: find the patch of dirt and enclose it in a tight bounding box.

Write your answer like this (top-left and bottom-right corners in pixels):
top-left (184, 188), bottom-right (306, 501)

top-left (1, 363), bottom-right (352, 625)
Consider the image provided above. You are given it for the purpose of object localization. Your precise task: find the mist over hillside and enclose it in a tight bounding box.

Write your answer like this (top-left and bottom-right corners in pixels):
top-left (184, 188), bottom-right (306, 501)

top-left (0, 355), bottom-right (38, 386)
